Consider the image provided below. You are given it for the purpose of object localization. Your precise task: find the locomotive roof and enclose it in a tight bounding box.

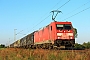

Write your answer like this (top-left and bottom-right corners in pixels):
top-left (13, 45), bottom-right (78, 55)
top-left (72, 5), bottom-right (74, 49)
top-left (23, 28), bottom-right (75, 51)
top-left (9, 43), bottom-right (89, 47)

top-left (51, 21), bottom-right (72, 24)
top-left (37, 21), bottom-right (72, 31)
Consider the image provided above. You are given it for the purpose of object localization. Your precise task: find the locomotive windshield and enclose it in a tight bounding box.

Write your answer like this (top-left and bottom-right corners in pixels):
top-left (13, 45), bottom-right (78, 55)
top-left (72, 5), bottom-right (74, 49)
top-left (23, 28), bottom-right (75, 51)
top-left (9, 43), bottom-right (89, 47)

top-left (56, 24), bottom-right (63, 30)
top-left (56, 24), bottom-right (71, 30)
top-left (64, 24), bottom-right (71, 30)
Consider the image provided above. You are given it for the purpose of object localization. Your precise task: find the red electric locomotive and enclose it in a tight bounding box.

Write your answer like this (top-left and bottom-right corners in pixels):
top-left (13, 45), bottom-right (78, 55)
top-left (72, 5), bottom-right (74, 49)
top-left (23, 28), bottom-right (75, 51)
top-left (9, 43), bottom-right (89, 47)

top-left (34, 21), bottom-right (75, 48)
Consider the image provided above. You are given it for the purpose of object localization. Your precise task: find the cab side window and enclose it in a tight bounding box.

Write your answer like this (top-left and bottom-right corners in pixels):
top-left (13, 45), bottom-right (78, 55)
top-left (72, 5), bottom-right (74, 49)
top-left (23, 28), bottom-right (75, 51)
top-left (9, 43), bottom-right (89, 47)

top-left (51, 26), bottom-right (52, 31)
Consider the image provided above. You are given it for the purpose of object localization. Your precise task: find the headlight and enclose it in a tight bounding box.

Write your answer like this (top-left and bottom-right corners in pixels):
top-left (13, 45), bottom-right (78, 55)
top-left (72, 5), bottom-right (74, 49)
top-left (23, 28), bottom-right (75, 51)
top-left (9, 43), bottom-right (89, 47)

top-left (58, 37), bottom-right (60, 39)
top-left (57, 33), bottom-right (62, 36)
top-left (70, 37), bottom-right (73, 39)
top-left (68, 33), bottom-right (73, 36)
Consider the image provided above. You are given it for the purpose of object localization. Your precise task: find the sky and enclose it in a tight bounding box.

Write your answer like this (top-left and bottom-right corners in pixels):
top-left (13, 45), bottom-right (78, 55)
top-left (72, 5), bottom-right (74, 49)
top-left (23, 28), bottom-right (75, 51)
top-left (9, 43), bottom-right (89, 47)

top-left (0, 0), bottom-right (90, 45)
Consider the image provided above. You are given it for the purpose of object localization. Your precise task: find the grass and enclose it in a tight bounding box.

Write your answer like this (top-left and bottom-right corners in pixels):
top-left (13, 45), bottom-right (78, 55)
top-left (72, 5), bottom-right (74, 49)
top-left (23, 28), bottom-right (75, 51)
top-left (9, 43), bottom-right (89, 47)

top-left (0, 48), bottom-right (90, 60)
top-left (0, 48), bottom-right (5, 50)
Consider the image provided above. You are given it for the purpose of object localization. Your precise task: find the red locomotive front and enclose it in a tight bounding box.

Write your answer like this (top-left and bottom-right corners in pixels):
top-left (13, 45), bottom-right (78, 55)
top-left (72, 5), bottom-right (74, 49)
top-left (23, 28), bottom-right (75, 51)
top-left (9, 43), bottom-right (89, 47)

top-left (54, 22), bottom-right (75, 47)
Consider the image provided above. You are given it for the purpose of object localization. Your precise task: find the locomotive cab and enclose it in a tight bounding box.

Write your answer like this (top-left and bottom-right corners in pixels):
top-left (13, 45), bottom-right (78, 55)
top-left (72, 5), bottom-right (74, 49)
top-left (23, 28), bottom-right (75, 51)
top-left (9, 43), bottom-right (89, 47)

top-left (53, 22), bottom-right (75, 48)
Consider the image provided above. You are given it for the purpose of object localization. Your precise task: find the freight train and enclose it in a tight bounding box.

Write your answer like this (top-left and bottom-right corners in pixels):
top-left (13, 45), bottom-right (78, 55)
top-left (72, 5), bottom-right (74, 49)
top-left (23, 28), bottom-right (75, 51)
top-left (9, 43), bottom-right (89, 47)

top-left (10, 21), bottom-right (76, 49)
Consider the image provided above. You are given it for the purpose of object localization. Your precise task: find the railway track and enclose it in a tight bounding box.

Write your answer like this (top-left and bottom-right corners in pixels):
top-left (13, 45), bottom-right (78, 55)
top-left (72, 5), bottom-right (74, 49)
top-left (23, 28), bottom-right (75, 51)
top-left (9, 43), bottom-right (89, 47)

top-left (23, 46), bottom-right (85, 50)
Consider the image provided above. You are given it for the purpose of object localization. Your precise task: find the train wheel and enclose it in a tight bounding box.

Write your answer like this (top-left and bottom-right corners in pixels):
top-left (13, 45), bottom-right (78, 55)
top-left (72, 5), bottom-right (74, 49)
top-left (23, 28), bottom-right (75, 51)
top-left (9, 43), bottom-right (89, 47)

top-left (48, 45), bottom-right (53, 49)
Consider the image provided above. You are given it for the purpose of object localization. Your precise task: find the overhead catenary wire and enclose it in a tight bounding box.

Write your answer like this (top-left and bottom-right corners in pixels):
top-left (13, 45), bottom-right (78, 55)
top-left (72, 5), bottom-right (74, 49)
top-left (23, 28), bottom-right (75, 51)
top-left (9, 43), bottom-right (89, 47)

top-left (60, 0), bottom-right (90, 19)
top-left (63, 6), bottom-right (90, 21)
top-left (52, 0), bottom-right (62, 10)
top-left (57, 0), bottom-right (71, 10)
